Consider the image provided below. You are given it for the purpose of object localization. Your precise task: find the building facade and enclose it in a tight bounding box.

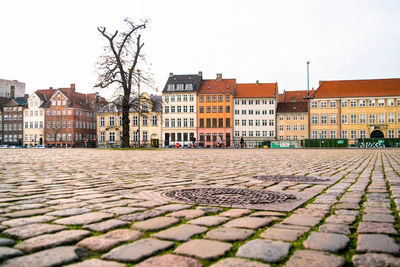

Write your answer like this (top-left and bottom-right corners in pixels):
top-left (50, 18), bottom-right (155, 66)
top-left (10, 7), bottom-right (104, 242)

top-left (0, 79), bottom-right (25, 98)
top-left (197, 74), bottom-right (235, 147)
top-left (233, 82), bottom-right (278, 147)
top-left (1, 97), bottom-right (27, 146)
top-left (96, 93), bottom-right (162, 148)
top-left (277, 102), bottom-right (308, 143)
top-left (44, 84), bottom-right (100, 147)
top-left (23, 90), bottom-right (54, 146)
top-left (311, 78), bottom-right (400, 141)
top-left (162, 72), bottom-right (202, 147)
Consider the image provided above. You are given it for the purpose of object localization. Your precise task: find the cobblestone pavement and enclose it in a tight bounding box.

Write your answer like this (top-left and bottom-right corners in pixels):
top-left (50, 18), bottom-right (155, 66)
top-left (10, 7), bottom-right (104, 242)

top-left (0, 148), bottom-right (399, 266)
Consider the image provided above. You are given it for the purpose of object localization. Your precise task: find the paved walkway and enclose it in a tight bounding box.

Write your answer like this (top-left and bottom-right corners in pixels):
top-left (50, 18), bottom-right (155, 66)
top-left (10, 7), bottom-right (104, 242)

top-left (0, 149), bottom-right (399, 266)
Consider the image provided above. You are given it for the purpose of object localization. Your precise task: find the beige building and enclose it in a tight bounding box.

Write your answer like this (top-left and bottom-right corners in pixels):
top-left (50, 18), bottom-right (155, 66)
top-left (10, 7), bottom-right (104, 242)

top-left (23, 90), bottom-right (54, 146)
top-left (97, 93), bottom-right (162, 147)
top-left (277, 102), bottom-right (308, 142)
top-left (311, 78), bottom-right (400, 140)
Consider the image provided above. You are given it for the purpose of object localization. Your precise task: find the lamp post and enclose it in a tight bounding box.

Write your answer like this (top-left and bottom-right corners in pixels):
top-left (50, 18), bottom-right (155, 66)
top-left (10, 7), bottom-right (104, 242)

top-left (307, 61), bottom-right (311, 144)
top-left (137, 69), bottom-right (141, 148)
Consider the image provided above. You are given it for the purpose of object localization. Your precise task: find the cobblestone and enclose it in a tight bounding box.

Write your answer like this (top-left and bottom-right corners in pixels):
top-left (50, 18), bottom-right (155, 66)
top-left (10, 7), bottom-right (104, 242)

top-left (0, 149), bottom-right (399, 266)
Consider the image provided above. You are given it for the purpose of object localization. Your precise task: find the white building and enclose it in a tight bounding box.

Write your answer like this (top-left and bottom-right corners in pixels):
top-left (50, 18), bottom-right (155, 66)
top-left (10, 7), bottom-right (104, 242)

top-left (162, 72), bottom-right (202, 147)
top-left (233, 82), bottom-right (278, 147)
top-left (23, 89), bottom-right (54, 146)
top-left (0, 78), bottom-right (25, 98)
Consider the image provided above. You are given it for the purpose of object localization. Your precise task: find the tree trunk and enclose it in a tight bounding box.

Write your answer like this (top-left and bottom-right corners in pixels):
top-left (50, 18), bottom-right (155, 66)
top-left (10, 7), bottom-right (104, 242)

top-left (121, 95), bottom-right (131, 147)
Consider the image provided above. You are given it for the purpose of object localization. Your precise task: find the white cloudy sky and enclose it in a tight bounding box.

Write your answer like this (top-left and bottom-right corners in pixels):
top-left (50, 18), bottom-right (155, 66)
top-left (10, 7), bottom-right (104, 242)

top-left (1, 0), bottom-right (399, 98)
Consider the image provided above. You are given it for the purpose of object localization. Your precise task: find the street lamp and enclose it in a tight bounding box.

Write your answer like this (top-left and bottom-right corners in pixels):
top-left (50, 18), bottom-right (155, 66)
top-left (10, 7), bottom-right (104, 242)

top-left (307, 61), bottom-right (311, 143)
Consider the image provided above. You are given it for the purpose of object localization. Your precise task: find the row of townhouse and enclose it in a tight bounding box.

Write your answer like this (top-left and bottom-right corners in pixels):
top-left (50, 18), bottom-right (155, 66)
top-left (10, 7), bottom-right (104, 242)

top-left (0, 83), bottom-right (105, 147)
top-left (95, 73), bottom-right (400, 148)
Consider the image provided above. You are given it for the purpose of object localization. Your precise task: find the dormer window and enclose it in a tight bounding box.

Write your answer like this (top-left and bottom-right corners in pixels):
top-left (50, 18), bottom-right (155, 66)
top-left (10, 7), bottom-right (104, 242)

top-left (57, 100), bottom-right (61, 106)
top-left (177, 84), bottom-right (184, 90)
top-left (168, 84), bottom-right (175, 91)
top-left (185, 84), bottom-right (193, 90)
top-left (62, 100), bottom-right (66, 106)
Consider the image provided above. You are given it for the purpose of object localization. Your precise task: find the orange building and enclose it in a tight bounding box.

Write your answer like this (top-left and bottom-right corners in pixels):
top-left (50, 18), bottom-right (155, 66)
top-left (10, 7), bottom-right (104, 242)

top-left (197, 74), bottom-right (236, 147)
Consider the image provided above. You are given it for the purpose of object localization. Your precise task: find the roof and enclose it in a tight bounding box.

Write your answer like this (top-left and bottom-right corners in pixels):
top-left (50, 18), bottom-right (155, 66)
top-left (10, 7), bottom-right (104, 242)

top-left (277, 102), bottom-right (308, 113)
top-left (278, 94), bottom-right (283, 102)
top-left (34, 89), bottom-right (56, 107)
top-left (281, 90), bottom-right (309, 102)
top-left (163, 73), bottom-right (202, 93)
top-left (235, 83), bottom-right (277, 98)
top-left (313, 78), bottom-right (400, 98)
top-left (98, 94), bottom-right (162, 113)
top-left (198, 79), bottom-right (236, 95)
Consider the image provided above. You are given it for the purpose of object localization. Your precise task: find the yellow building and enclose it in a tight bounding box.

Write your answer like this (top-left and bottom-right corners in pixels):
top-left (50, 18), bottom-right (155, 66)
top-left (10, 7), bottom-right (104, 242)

top-left (96, 93), bottom-right (162, 147)
top-left (311, 78), bottom-right (400, 140)
top-left (277, 102), bottom-right (308, 143)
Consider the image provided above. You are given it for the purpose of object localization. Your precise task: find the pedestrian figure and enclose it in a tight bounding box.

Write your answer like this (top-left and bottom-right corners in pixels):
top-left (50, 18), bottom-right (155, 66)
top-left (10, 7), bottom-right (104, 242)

top-left (218, 136), bottom-right (223, 148)
top-left (240, 136), bottom-right (245, 148)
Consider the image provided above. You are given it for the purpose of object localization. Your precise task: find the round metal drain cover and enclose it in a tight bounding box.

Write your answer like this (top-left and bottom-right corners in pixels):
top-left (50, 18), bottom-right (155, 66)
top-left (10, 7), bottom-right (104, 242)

top-left (164, 187), bottom-right (298, 206)
top-left (252, 174), bottom-right (329, 183)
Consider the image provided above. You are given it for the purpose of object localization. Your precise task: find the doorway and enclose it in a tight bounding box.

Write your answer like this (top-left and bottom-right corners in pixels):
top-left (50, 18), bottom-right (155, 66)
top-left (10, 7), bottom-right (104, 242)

top-left (370, 130), bottom-right (384, 138)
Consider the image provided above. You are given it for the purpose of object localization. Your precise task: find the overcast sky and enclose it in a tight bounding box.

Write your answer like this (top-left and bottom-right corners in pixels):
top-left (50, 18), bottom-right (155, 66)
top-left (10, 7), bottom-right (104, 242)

top-left (1, 0), bottom-right (399, 98)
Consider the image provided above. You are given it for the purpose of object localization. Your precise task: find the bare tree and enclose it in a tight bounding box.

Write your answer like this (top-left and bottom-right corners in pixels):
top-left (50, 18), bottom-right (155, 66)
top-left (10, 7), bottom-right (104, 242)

top-left (96, 18), bottom-right (150, 147)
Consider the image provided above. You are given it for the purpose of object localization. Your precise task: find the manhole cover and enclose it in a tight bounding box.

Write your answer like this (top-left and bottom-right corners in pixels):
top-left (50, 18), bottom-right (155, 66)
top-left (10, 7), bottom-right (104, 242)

top-left (252, 174), bottom-right (330, 183)
top-left (164, 187), bottom-right (298, 206)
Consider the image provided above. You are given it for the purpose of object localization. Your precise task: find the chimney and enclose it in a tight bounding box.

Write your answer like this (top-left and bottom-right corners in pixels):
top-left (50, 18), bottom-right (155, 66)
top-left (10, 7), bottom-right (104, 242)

top-left (319, 81), bottom-right (323, 86)
top-left (216, 73), bottom-right (222, 81)
top-left (10, 85), bottom-right (15, 98)
top-left (49, 87), bottom-right (53, 90)
top-left (70, 83), bottom-right (76, 91)
top-left (169, 72), bottom-right (174, 77)
top-left (198, 71), bottom-right (202, 77)
top-left (256, 80), bottom-right (259, 85)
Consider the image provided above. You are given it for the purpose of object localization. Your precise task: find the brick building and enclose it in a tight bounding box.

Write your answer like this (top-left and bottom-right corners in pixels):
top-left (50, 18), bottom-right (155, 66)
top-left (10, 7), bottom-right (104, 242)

top-left (1, 97), bottom-right (27, 146)
top-left (44, 84), bottom-right (103, 147)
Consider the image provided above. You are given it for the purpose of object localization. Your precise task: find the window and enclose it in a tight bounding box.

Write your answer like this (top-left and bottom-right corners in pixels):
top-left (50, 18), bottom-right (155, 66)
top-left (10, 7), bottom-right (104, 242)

top-left (330, 114), bottom-right (336, 124)
top-left (190, 95), bottom-right (194, 101)
top-left (269, 109), bottom-right (274, 115)
top-left (378, 113), bottom-right (385, 123)
top-left (119, 116), bottom-right (122, 126)
top-left (225, 95), bottom-right (230, 102)
top-left (109, 116), bottom-right (115, 126)
top-left (199, 106), bottom-right (204, 113)
top-left (100, 117), bottom-right (105, 127)
top-left (350, 130), bottom-right (357, 139)
top-left (360, 130), bottom-right (366, 139)
top-left (293, 125), bottom-right (298, 131)
top-left (359, 100), bottom-right (366, 107)
top-left (255, 120), bottom-right (260, 126)
top-left (359, 114), bottom-right (366, 124)
top-left (183, 95), bottom-right (188, 101)
top-left (293, 115), bottom-right (298, 121)
top-left (269, 131), bottom-right (274, 137)
top-left (341, 130), bottom-right (348, 139)
top-left (142, 116), bottom-right (148, 126)
top-left (279, 136), bottom-right (284, 141)
top-left (212, 118), bottom-right (217, 128)
top-left (218, 106), bottom-right (223, 113)
top-left (226, 106), bottom-right (230, 113)
top-left (286, 114), bottom-right (291, 121)
top-left (330, 101), bottom-right (336, 108)
top-left (183, 106), bottom-right (188, 113)
top-left (171, 95), bottom-right (176, 101)
top-left (206, 106), bottom-right (211, 113)
top-left (248, 120), bottom-right (253, 126)
top-left (235, 119), bottom-right (239, 126)
top-left (109, 132), bottom-right (115, 142)
top-left (269, 99), bottom-right (274, 105)
top-left (286, 125), bottom-right (291, 131)
top-left (218, 118), bottom-right (223, 128)
top-left (279, 125), bottom-right (284, 131)
top-left (321, 114), bottom-right (327, 124)
top-left (164, 106), bottom-right (169, 113)
top-left (378, 99), bottom-right (385, 106)
top-left (387, 99), bottom-right (394, 106)
top-left (132, 116), bottom-right (138, 126)
top-left (190, 118), bottom-right (194, 127)
top-left (212, 95), bottom-right (217, 102)
top-left (199, 96), bottom-right (204, 103)
top-left (320, 101), bottom-right (327, 108)
top-left (171, 106), bottom-right (175, 113)
top-left (301, 114), bottom-right (305, 120)
top-left (206, 133), bottom-right (211, 142)
top-left (25, 122), bottom-right (28, 128)
top-left (242, 120), bottom-right (246, 126)
top-left (171, 119), bottom-right (176, 127)
top-left (226, 118), bottom-right (230, 127)
top-left (320, 130), bottom-right (327, 139)
top-left (152, 115), bottom-right (158, 126)
top-left (242, 110), bottom-right (246, 115)
top-left (165, 119), bottom-right (169, 127)
top-left (206, 118), bottom-right (211, 128)
top-left (164, 95), bottom-right (169, 102)
top-left (300, 125), bottom-right (305, 131)
top-left (190, 106), bottom-right (194, 112)
top-left (350, 114), bottom-right (357, 124)
top-left (235, 131), bottom-right (239, 137)
top-left (312, 130), bottom-right (318, 139)
top-left (350, 100), bottom-right (357, 107)
top-left (388, 129), bottom-right (394, 138)
top-left (330, 130), bottom-right (337, 139)
top-left (341, 100), bottom-right (347, 107)
top-left (212, 106), bottom-right (217, 113)
top-left (199, 118), bottom-right (204, 128)
top-left (206, 96), bottom-right (211, 102)
top-left (369, 99), bottom-right (375, 107)
top-left (388, 113), bottom-right (394, 123)
top-left (369, 114), bottom-right (376, 124)
top-left (311, 114), bottom-right (318, 125)
top-left (398, 113), bottom-right (400, 123)
top-left (177, 106), bottom-right (182, 113)
top-left (143, 131), bottom-right (148, 142)
top-left (311, 101), bottom-right (317, 108)
top-left (234, 110), bottom-right (239, 115)
top-left (183, 118), bottom-right (188, 127)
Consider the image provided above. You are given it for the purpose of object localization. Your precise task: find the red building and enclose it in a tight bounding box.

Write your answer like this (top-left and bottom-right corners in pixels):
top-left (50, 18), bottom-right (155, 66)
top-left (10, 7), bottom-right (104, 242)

top-left (44, 84), bottom-right (104, 147)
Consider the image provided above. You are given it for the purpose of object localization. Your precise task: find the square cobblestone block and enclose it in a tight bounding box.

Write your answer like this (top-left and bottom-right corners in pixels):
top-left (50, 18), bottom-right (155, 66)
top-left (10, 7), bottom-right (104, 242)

top-left (174, 239), bottom-right (232, 260)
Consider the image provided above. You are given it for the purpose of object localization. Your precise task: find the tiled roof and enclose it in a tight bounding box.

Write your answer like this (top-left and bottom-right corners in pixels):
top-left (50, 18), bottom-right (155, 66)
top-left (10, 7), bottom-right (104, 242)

top-left (198, 79), bottom-right (236, 95)
top-left (235, 83), bottom-right (277, 98)
top-left (313, 78), bottom-right (400, 98)
top-left (277, 102), bottom-right (308, 113)
top-left (163, 74), bottom-right (202, 93)
top-left (278, 94), bottom-right (283, 102)
top-left (282, 90), bottom-right (309, 102)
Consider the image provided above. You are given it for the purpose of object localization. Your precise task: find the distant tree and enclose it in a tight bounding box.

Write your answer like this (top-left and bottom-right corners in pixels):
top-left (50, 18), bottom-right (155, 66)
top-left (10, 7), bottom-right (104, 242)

top-left (96, 18), bottom-right (151, 147)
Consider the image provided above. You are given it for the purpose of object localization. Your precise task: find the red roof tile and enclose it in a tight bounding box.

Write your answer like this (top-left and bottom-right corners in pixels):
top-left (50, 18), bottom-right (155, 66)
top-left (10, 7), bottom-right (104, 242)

top-left (282, 90), bottom-right (309, 102)
top-left (313, 78), bottom-right (400, 98)
top-left (198, 79), bottom-right (236, 95)
top-left (235, 83), bottom-right (277, 98)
